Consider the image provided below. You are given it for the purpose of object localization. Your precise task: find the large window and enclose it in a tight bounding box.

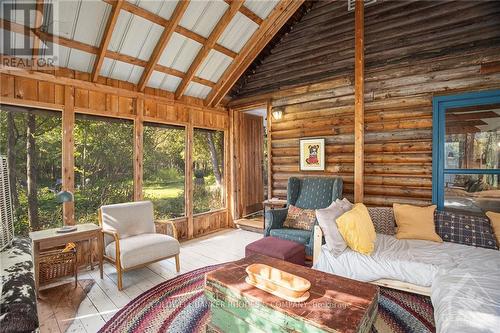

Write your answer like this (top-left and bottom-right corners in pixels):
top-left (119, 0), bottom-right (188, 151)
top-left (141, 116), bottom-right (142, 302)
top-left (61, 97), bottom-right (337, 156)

top-left (193, 128), bottom-right (225, 214)
top-left (143, 123), bottom-right (185, 219)
top-left (74, 115), bottom-right (134, 224)
top-left (0, 106), bottom-right (62, 236)
top-left (433, 90), bottom-right (500, 213)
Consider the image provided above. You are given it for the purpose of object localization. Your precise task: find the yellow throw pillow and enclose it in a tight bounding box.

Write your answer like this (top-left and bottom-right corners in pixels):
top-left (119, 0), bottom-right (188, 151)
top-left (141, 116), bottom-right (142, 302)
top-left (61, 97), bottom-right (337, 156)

top-left (336, 203), bottom-right (376, 255)
top-left (486, 211), bottom-right (500, 246)
top-left (393, 204), bottom-right (442, 242)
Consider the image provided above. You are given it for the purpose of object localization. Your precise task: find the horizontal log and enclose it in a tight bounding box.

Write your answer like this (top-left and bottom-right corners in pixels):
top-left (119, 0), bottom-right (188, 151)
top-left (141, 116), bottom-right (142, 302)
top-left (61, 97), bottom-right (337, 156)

top-left (273, 154), bottom-right (432, 165)
top-left (364, 195), bottom-right (432, 207)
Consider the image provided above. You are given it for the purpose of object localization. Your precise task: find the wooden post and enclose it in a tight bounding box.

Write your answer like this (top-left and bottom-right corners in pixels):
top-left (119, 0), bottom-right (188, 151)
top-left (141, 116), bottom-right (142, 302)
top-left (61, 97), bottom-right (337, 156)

top-left (133, 98), bottom-right (144, 201)
top-left (232, 110), bottom-right (241, 220)
top-left (186, 119), bottom-right (194, 239)
top-left (62, 86), bottom-right (75, 225)
top-left (228, 108), bottom-right (236, 226)
top-left (266, 101), bottom-right (273, 200)
top-left (224, 126), bottom-right (232, 228)
top-left (354, 0), bottom-right (365, 203)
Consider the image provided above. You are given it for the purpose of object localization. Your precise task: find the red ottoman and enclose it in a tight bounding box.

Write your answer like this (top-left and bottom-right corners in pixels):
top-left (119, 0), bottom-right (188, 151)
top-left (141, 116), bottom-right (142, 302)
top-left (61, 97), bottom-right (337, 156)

top-left (245, 236), bottom-right (305, 266)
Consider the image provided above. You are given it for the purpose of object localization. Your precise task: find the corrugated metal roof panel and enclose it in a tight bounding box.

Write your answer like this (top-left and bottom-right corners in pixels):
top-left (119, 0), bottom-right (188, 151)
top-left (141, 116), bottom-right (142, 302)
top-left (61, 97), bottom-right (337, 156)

top-left (158, 32), bottom-right (202, 73)
top-left (244, 0), bottom-right (279, 19)
top-left (184, 82), bottom-right (211, 99)
top-left (196, 50), bottom-right (232, 83)
top-left (40, 43), bottom-right (94, 72)
top-left (4, 1), bottom-right (36, 28)
top-left (127, 0), bottom-right (178, 20)
top-left (66, 48), bottom-right (96, 73)
top-left (108, 10), bottom-right (163, 61)
top-left (46, 0), bottom-right (110, 47)
top-left (100, 58), bottom-right (144, 84)
top-left (217, 12), bottom-right (258, 53)
top-left (147, 71), bottom-right (182, 92)
top-left (179, 0), bottom-right (228, 38)
top-left (0, 29), bottom-right (33, 57)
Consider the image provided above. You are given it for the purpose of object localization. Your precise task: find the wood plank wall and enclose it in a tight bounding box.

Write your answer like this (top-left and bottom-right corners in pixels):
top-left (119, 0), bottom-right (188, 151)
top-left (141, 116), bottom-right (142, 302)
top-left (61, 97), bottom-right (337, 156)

top-left (231, 0), bottom-right (500, 206)
top-left (0, 68), bottom-right (229, 240)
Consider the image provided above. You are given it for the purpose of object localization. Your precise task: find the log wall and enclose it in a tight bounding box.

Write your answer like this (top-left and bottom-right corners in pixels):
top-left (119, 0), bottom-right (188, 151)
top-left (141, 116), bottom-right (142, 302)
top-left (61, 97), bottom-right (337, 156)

top-left (232, 0), bottom-right (500, 206)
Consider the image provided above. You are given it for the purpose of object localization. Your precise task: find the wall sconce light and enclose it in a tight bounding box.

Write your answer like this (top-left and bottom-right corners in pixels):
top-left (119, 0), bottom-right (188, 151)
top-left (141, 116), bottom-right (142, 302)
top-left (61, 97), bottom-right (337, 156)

top-left (272, 110), bottom-right (283, 120)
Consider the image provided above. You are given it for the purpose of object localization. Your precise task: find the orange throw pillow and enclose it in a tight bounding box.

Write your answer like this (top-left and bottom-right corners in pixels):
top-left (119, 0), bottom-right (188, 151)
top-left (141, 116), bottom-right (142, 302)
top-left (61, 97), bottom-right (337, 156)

top-left (393, 204), bottom-right (442, 242)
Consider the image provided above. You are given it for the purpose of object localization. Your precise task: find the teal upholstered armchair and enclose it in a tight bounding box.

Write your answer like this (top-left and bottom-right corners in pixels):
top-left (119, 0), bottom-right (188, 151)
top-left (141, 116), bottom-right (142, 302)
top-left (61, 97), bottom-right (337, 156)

top-left (264, 176), bottom-right (343, 257)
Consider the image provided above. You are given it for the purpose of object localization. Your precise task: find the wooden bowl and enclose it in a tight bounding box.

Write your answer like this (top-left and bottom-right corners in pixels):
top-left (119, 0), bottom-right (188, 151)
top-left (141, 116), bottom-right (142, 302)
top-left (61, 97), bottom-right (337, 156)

top-left (245, 263), bottom-right (311, 302)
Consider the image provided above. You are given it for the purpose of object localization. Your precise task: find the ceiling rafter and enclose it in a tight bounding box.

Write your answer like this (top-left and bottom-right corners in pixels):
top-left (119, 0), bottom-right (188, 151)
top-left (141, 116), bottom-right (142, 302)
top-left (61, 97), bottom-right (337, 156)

top-left (137, 0), bottom-right (190, 92)
top-left (91, 0), bottom-right (124, 82)
top-left (32, 0), bottom-right (44, 59)
top-left (222, 0), bottom-right (264, 25)
top-left (102, 0), bottom-right (238, 59)
top-left (1, 18), bottom-right (214, 88)
top-left (175, 1), bottom-right (244, 99)
top-left (205, 0), bottom-right (305, 107)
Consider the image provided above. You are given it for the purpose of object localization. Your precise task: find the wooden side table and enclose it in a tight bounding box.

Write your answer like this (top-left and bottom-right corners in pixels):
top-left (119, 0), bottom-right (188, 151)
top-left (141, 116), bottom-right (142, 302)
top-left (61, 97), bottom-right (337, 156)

top-left (29, 223), bottom-right (103, 294)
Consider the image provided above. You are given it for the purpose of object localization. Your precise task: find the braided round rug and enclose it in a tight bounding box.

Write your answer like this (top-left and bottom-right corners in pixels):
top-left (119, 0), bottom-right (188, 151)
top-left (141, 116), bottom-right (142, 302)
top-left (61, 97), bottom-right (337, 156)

top-left (99, 264), bottom-right (435, 333)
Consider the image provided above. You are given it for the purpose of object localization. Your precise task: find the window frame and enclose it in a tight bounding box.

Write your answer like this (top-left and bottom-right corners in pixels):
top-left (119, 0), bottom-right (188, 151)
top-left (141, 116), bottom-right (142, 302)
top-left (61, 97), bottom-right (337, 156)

top-left (142, 121), bottom-right (187, 218)
top-left (432, 89), bottom-right (500, 210)
top-left (192, 126), bottom-right (227, 213)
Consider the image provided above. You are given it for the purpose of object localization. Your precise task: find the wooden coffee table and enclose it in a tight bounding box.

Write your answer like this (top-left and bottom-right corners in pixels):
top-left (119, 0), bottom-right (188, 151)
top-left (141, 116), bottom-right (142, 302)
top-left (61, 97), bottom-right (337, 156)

top-left (205, 254), bottom-right (379, 333)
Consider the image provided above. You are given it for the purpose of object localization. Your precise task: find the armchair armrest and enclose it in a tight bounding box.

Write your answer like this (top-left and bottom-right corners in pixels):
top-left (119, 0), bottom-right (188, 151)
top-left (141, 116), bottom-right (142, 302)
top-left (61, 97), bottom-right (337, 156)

top-left (102, 229), bottom-right (121, 265)
top-left (312, 225), bottom-right (323, 266)
top-left (102, 229), bottom-right (120, 244)
top-left (155, 220), bottom-right (178, 240)
top-left (264, 207), bottom-right (288, 236)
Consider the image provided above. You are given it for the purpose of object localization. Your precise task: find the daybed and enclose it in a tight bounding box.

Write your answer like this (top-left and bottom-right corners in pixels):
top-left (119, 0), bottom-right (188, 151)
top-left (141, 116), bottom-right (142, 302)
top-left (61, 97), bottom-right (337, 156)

top-left (313, 207), bottom-right (500, 333)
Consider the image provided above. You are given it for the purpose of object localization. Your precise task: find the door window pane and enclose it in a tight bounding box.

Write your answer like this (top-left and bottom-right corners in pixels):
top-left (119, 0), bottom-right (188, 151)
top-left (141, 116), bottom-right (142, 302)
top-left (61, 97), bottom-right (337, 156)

top-left (193, 129), bottom-right (224, 214)
top-left (143, 123), bottom-right (185, 219)
top-left (445, 104), bottom-right (500, 169)
top-left (444, 173), bottom-right (499, 213)
top-left (0, 106), bottom-right (62, 236)
top-left (74, 115), bottom-right (133, 224)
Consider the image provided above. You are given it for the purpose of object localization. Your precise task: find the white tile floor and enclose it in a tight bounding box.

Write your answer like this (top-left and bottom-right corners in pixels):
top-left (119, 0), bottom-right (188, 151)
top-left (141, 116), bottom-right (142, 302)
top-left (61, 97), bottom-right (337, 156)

top-left (45, 228), bottom-right (262, 333)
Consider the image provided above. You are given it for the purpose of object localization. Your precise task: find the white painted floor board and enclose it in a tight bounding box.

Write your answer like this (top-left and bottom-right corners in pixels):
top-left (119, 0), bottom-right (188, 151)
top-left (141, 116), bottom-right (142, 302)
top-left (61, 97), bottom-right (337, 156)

top-left (45, 228), bottom-right (262, 333)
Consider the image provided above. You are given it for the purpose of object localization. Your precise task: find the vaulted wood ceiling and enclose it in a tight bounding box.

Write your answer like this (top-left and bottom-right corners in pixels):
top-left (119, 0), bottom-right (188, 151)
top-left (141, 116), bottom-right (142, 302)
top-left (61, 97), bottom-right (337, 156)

top-left (0, 0), bottom-right (305, 106)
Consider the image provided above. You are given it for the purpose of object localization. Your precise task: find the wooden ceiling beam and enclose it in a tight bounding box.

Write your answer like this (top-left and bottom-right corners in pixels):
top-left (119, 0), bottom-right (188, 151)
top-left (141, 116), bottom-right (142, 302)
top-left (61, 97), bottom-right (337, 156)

top-left (1, 18), bottom-right (215, 89)
top-left (91, 0), bottom-right (124, 82)
top-left (223, 0), bottom-right (263, 25)
top-left (137, 0), bottom-right (190, 92)
top-left (104, 0), bottom-right (238, 59)
top-left (155, 64), bottom-right (215, 88)
top-left (205, 0), bottom-right (305, 107)
top-left (32, 0), bottom-right (45, 59)
top-left (175, 1), bottom-right (243, 99)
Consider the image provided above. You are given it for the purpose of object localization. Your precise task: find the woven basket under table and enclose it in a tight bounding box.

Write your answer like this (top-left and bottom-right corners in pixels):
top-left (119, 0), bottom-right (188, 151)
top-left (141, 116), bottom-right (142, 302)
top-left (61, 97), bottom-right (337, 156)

top-left (39, 247), bottom-right (78, 287)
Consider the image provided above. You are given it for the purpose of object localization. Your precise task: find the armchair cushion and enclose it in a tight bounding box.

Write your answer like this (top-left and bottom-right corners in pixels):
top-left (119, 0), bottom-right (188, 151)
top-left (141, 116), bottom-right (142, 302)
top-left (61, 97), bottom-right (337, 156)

top-left (105, 233), bottom-right (179, 269)
top-left (101, 201), bottom-right (155, 240)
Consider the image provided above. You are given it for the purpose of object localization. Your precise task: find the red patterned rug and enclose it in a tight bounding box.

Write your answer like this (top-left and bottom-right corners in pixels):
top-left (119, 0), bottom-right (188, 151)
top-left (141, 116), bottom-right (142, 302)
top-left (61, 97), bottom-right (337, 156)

top-left (99, 264), bottom-right (435, 333)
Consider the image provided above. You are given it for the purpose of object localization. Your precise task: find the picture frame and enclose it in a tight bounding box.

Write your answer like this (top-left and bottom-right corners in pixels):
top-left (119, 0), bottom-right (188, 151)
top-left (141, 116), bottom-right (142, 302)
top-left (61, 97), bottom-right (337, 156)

top-left (299, 138), bottom-right (325, 171)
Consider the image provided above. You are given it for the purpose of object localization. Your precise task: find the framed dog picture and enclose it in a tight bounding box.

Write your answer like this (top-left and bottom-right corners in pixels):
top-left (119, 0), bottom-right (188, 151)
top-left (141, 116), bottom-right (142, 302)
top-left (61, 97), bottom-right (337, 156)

top-left (299, 138), bottom-right (325, 171)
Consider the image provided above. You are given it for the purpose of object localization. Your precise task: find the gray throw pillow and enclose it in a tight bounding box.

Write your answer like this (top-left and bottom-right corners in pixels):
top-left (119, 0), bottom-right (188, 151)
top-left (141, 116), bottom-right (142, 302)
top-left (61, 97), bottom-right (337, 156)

top-left (336, 198), bottom-right (354, 211)
top-left (316, 201), bottom-right (349, 256)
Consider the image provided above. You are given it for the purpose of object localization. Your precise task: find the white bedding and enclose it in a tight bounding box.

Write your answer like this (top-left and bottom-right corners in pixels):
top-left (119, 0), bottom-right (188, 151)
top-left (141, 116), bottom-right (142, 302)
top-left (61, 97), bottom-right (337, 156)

top-left (314, 234), bottom-right (500, 333)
